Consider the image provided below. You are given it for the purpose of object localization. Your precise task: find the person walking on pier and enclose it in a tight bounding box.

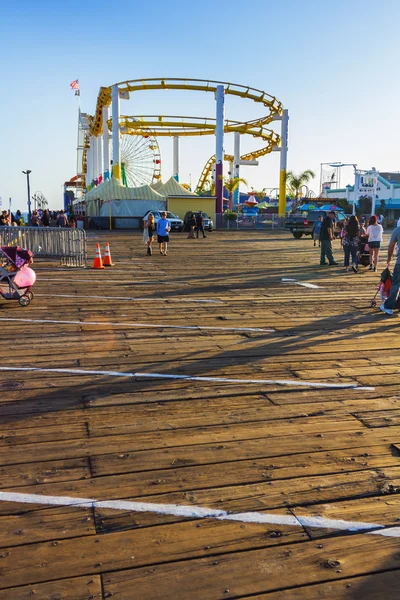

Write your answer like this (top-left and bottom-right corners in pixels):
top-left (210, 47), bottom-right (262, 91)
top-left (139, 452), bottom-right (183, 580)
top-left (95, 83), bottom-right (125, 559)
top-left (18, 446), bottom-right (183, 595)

top-left (319, 210), bottom-right (338, 266)
top-left (196, 211), bottom-right (207, 238)
top-left (157, 211), bottom-right (171, 256)
top-left (342, 215), bottom-right (360, 273)
top-left (144, 213), bottom-right (155, 255)
top-left (366, 215), bottom-right (383, 272)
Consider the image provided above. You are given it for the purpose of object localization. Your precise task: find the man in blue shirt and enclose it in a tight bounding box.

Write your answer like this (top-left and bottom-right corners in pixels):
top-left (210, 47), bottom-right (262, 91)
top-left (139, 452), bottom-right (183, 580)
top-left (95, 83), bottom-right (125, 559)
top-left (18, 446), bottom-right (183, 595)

top-left (157, 211), bottom-right (171, 256)
top-left (380, 226), bottom-right (400, 315)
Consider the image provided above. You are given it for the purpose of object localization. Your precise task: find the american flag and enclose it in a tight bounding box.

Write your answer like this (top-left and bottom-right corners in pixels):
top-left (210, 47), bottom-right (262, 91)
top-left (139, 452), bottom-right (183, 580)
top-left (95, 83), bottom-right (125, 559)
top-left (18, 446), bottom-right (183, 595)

top-left (70, 79), bottom-right (79, 90)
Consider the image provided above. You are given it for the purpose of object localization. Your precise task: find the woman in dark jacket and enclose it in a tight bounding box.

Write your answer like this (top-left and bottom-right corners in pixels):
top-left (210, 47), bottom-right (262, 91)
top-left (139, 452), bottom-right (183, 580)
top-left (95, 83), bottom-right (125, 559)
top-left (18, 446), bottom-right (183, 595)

top-left (342, 215), bottom-right (360, 273)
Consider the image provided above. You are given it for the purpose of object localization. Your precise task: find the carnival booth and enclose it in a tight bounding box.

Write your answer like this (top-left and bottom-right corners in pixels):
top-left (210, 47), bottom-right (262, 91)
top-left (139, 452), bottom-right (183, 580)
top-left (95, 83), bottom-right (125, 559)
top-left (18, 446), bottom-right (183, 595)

top-left (158, 177), bottom-right (216, 223)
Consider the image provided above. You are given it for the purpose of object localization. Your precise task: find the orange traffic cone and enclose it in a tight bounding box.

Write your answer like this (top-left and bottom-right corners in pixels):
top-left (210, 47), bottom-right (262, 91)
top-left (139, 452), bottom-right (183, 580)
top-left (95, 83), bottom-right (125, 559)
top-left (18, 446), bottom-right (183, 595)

top-left (103, 242), bottom-right (114, 267)
top-left (92, 244), bottom-right (105, 269)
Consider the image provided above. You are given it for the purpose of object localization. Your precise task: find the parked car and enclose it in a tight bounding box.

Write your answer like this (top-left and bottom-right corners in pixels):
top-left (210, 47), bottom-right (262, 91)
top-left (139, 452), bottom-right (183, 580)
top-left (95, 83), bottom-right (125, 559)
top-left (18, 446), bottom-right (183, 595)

top-left (285, 210), bottom-right (346, 238)
top-left (183, 211), bottom-right (213, 232)
top-left (142, 210), bottom-right (183, 231)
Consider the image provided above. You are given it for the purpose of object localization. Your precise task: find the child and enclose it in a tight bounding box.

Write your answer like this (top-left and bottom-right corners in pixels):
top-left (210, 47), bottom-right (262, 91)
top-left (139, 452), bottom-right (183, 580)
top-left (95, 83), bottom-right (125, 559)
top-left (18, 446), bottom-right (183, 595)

top-left (312, 216), bottom-right (323, 247)
top-left (379, 268), bottom-right (392, 303)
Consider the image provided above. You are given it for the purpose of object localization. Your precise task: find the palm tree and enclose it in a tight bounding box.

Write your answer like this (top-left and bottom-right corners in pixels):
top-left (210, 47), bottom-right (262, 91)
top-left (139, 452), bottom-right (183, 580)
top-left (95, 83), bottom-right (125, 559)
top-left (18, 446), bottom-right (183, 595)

top-left (286, 170), bottom-right (315, 210)
top-left (223, 176), bottom-right (248, 210)
top-left (198, 177), bottom-right (216, 196)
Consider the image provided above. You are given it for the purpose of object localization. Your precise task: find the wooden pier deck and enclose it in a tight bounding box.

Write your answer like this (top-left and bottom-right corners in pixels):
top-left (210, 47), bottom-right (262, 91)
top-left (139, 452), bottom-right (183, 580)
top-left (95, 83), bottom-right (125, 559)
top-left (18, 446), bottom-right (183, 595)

top-left (0, 229), bottom-right (399, 599)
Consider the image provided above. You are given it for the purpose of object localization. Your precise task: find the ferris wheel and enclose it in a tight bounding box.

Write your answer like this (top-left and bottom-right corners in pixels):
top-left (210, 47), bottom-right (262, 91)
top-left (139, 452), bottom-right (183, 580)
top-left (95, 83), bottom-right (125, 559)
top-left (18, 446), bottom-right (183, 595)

top-left (111, 133), bottom-right (162, 187)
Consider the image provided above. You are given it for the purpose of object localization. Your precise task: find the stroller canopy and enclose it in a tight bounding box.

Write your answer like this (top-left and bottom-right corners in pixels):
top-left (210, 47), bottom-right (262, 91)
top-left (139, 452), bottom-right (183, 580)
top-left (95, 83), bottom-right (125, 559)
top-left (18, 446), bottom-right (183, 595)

top-left (0, 246), bottom-right (32, 268)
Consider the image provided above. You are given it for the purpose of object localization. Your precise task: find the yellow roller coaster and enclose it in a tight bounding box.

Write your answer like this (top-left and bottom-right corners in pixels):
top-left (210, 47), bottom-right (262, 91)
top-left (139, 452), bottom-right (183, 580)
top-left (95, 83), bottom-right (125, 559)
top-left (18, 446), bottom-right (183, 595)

top-left (90, 78), bottom-right (283, 190)
top-left (87, 78), bottom-right (283, 193)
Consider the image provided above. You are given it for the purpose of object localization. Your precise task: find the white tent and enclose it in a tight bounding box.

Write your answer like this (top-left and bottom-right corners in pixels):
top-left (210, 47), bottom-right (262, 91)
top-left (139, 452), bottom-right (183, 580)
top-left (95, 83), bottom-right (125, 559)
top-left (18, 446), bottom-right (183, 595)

top-left (157, 177), bottom-right (198, 197)
top-left (85, 178), bottom-right (166, 217)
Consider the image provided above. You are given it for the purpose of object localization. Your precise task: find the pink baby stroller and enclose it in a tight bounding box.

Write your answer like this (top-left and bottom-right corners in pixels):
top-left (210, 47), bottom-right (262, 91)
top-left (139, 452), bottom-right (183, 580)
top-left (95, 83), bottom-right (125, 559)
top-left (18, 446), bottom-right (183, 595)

top-left (0, 246), bottom-right (36, 307)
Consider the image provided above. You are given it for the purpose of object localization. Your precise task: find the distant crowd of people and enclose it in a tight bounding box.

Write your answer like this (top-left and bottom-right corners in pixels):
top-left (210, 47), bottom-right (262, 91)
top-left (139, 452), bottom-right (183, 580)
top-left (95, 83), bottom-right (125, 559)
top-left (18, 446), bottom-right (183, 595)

top-left (312, 212), bottom-right (388, 273)
top-left (0, 209), bottom-right (76, 228)
top-left (311, 210), bottom-right (400, 315)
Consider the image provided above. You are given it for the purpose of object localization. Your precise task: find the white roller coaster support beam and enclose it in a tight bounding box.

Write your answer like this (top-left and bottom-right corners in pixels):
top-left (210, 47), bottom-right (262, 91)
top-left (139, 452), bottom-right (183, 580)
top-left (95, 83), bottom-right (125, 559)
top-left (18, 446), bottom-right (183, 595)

top-left (102, 106), bottom-right (110, 177)
top-left (278, 109), bottom-right (289, 217)
top-left (173, 136), bottom-right (179, 182)
top-left (93, 136), bottom-right (98, 182)
top-left (233, 132), bottom-right (240, 207)
top-left (87, 137), bottom-right (93, 185)
top-left (215, 85), bottom-right (225, 214)
top-left (111, 85), bottom-right (121, 180)
top-left (97, 136), bottom-right (103, 181)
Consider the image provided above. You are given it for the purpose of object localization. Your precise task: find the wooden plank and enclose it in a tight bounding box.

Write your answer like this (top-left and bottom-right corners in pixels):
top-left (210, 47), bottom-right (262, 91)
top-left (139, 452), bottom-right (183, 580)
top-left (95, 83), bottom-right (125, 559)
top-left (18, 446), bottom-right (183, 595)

top-left (87, 412), bottom-right (363, 437)
top-left (0, 457), bottom-right (90, 488)
top-left (354, 409), bottom-right (400, 428)
top-left (0, 575), bottom-right (102, 600)
top-left (0, 506), bottom-right (95, 547)
top-left (0, 423), bottom-right (87, 446)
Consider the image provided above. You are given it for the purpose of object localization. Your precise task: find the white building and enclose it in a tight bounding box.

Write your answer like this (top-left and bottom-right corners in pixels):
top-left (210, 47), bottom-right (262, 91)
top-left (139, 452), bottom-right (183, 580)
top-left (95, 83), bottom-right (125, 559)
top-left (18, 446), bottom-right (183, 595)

top-left (325, 172), bottom-right (400, 219)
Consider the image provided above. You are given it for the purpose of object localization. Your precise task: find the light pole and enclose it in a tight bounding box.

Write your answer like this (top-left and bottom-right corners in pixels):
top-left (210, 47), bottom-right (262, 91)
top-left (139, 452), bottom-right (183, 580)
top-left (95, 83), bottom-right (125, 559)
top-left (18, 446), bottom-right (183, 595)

top-left (22, 170), bottom-right (32, 222)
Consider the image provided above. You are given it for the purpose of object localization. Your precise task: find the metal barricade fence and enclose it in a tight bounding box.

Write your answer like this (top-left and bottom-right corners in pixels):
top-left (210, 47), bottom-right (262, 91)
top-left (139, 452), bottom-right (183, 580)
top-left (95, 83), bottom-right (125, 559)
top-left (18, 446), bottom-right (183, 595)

top-left (217, 213), bottom-right (287, 230)
top-left (0, 227), bottom-right (87, 267)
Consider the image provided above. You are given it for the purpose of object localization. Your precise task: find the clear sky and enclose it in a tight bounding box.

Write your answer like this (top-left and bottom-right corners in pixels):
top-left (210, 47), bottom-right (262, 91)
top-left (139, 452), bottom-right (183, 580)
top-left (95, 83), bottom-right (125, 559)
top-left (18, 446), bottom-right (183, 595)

top-left (1, 0), bottom-right (399, 210)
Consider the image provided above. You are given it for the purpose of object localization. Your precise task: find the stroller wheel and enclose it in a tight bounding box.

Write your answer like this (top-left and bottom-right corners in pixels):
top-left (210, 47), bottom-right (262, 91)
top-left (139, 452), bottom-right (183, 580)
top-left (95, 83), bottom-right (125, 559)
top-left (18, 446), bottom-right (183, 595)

top-left (26, 291), bottom-right (34, 300)
top-left (19, 294), bottom-right (31, 307)
top-left (371, 300), bottom-right (377, 307)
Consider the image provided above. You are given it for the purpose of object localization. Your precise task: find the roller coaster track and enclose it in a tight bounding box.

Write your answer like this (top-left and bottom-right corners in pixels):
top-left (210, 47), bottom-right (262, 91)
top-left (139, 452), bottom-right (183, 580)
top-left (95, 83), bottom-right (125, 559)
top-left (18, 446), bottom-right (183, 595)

top-left (90, 78), bottom-right (283, 191)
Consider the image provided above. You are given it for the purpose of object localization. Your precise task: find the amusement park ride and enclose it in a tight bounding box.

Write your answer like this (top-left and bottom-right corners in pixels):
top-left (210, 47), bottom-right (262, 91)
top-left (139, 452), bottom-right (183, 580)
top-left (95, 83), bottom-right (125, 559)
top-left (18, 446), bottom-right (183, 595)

top-left (67, 78), bottom-right (289, 215)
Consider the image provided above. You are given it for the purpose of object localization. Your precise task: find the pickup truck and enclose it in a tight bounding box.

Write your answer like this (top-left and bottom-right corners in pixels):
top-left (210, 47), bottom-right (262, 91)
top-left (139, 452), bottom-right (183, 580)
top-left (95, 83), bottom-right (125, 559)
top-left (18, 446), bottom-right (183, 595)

top-left (285, 210), bottom-right (346, 238)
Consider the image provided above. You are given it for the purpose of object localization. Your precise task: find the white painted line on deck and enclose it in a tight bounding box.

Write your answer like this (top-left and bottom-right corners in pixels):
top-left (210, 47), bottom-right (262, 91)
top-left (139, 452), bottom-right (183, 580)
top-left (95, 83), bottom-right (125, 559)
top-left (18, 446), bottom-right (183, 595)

top-left (0, 366), bottom-right (374, 390)
top-left (0, 491), bottom-right (395, 537)
top-left (0, 317), bottom-right (272, 333)
top-left (282, 278), bottom-right (322, 289)
top-left (34, 293), bottom-right (223, 304)
top-left (38, 278), bottom-right (188, 285)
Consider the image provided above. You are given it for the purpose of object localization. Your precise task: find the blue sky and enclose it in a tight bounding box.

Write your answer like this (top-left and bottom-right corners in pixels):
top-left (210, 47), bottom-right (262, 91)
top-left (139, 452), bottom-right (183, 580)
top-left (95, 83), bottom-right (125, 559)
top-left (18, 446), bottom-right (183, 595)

top-left (1, 0), bottom-right (399, 209)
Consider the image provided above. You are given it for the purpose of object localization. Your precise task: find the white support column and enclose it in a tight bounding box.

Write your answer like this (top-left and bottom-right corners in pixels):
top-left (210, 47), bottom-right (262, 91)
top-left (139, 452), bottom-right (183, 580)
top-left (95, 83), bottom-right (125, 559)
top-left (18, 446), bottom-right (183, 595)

top-left (111, 85), bottom-right (121, 180)
top-left (346, 184), bottom-right (351, 206)
top-left (173, 136), bottom-right (179, 181)
top-left (87, 137), bottom-right (93, 186)
top-left (353, 172), bottom-right (359, 215)
top-left (103, 106), bottom-right (110, 178)
top-left (215, 85), bottom-right (225, 214)
top-left (93, 136), bottom-right (98, 181)
top-left (97, 136), bottom-right (103, 182)
top-left (233, 132), bottom-right (240, 207)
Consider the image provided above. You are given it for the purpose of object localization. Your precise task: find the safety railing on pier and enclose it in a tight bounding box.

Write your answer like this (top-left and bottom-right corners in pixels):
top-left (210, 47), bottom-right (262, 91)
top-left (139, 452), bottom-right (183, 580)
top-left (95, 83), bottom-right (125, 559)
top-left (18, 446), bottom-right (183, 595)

top-left (216, 213), bottom-right (287, 230)
top-left (0, 227), bottom-right (87, 267)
